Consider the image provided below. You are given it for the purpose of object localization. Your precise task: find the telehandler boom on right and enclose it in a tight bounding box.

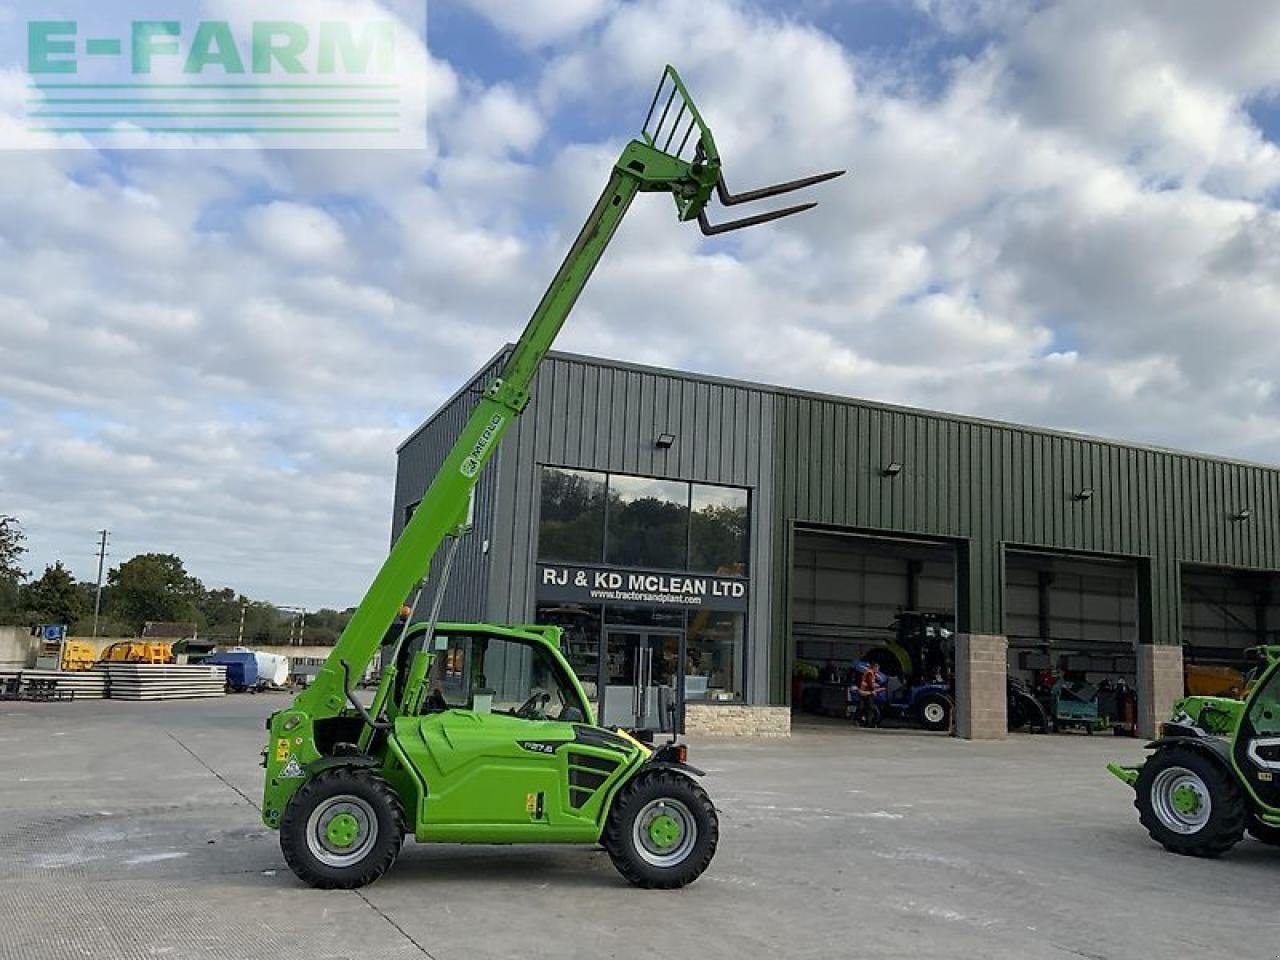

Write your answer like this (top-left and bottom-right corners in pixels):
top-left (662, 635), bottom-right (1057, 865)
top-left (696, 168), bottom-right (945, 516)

top-left (1109, 645), bottom-right (1280, 855)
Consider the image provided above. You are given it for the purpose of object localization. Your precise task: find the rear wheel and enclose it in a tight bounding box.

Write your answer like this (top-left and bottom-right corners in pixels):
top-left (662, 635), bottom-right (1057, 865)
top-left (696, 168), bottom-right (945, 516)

top-left (1247, 814), bottom-right (1280, 846)
top-left (604, 769), bottom-right (718, 889)
top-left (280, 767), bottom-right (405, 889)
top-left (916, 694), bottom-right (952, 732)
top-left (1134, 747), bottom-right (1245, 858)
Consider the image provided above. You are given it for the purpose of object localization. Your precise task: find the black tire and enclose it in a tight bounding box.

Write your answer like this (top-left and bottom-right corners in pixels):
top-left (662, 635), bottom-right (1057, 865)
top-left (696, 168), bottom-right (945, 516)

top-left (280, 767), bottom-right (405, 889)
top-left (1247, 814), bottom-right (1280, 846)
top-left (603, 769), bottom-right (718, 889)
top-left (1134, 747), bottom-right (1246, 858)
top-left (1007, 696), bottom-right (1028, 732)
top-left (916, 694), bottom-right (952, 732)
top-left (1008, 691), bottom-right (1049, 733)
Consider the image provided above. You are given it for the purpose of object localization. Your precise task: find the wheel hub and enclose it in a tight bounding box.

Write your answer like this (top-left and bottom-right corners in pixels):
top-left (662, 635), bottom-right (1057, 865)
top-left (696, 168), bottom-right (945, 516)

top-left (647, 813), bottom-right (682, 849)
top-left (1170, 783), bottom-right (1202, 816)
top-left (325, 812), bottom-right (361, 848)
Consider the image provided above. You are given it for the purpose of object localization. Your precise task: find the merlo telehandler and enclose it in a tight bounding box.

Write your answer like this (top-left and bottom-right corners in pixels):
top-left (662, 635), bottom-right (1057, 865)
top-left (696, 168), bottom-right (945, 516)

top-left (260, 66), bottom-right (842, 890)
top-left (1109, 645), bottom-right (1280, 855)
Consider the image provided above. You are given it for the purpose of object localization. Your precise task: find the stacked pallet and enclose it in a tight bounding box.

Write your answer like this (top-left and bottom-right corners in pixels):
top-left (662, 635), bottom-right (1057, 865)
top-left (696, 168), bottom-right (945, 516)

top-left (0, 668), bottom-right (108, 699)
top-left (101, 663), bottom-right (227, 701)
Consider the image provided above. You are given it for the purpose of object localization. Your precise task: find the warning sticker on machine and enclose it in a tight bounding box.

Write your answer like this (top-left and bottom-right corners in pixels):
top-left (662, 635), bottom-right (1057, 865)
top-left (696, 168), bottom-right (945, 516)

top-left (280, 756), bottom-right (304, 779)
top-left (275, 738), bottom-right (290, 763)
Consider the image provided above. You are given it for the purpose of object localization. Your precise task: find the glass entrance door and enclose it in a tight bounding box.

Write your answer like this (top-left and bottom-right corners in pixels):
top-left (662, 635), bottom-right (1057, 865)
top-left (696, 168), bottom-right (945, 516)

top-left (601, 628), bottom-right (683, 732)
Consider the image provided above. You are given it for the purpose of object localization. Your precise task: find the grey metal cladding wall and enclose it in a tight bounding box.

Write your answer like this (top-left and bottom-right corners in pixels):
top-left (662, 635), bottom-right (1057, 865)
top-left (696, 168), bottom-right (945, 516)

top-left (392, 353), bottom-right (506, 623)
top-left (490, 352), bottom-right (777, 702)
top-left (771, 392), bottom-right (1280, 682)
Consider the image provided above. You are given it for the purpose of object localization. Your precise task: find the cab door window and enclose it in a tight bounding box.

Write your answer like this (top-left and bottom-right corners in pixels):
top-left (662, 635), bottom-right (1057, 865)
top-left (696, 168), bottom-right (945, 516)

top-left (427, 633), bottom-right (587, 722)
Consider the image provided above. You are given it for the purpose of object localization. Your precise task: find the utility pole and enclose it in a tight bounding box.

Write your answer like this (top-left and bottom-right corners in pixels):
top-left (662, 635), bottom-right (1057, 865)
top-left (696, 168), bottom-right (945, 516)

top-left (91, 529), bottom-right (109, 639)
top-left (278, 605), bottom-right (306, 647)
top-left (237, 601), bottom-right (246, 645)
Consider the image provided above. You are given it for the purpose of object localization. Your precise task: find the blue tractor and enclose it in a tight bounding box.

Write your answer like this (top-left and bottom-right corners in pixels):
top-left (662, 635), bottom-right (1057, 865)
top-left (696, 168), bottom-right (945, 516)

top-left (851, 660), bottom-right (953, 731)
top-left (853, 612), bottom-right (956, 732)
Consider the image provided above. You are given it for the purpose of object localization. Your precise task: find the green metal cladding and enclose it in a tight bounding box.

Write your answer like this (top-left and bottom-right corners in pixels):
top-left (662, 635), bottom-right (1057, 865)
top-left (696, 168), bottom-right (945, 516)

top-left (769, 391), bottom-right (1280, 701)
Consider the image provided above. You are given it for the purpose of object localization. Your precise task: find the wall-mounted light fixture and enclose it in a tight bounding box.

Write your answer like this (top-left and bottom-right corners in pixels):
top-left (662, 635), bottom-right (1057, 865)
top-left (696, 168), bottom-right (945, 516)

top-left (1233, 508), bottom-right (1252, 522)
top-left (655, 432), bottom-right (676, 449)
top-left (1074, 488), bottom-right (1094, 501)
top-left (882, 461), bottom-right (903, 477)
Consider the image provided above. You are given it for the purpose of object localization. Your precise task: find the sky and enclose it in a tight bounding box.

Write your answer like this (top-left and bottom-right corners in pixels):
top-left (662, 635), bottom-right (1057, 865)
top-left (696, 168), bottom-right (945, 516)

top-left (1, 0), bottom-right (1279, 610)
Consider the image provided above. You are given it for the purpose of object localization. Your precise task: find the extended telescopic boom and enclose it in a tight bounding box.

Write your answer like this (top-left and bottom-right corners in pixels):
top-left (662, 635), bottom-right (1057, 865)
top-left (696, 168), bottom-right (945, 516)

top-left (295, 65), bottom-right (844, 721)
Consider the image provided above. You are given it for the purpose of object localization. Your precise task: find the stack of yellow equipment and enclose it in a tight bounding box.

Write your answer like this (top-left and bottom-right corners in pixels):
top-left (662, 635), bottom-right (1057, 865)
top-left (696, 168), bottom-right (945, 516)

top-left (60, 640), bottom-right (98, 671)
top-left (98, 641), bottom-right (174, 665)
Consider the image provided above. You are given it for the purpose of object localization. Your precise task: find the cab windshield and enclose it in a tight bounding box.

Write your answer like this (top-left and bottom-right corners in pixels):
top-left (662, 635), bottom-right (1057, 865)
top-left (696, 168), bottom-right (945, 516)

top-left (425, 631), bottom-right (588, 724)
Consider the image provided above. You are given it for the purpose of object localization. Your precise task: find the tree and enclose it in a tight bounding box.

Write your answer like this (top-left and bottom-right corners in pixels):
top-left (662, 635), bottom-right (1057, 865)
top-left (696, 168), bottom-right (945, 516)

top-left (304, 607), bottom-right (355, 645)
top-left (689, 503), bottom-right (749, 573)
top-left (20, 562), bottom-right (85, 626)
top-left (106, 553), bottom-right (203, 631)
top-left (198, 585), bottom-right (246, 637)
top-left (0, 516), bottom-right (28, 619)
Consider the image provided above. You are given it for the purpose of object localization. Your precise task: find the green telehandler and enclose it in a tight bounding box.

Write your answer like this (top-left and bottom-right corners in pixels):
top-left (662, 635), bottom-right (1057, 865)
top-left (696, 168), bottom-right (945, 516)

top-left (1108, 645), bottom-right (1280, 856)
top-left (260, 66), bottom-right (842, 890)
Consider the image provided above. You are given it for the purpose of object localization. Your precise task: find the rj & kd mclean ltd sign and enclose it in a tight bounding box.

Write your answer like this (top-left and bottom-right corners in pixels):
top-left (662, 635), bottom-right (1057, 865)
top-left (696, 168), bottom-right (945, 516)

top-left (537, 564), bottom-right (748, 612)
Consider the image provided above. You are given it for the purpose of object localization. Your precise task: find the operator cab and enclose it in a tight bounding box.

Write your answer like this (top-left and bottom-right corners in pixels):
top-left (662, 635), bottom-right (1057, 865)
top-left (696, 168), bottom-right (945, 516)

top-left (1234, 658), bottom-right (1280, 809)
top-left (392, 622), bottom-right (590, 725)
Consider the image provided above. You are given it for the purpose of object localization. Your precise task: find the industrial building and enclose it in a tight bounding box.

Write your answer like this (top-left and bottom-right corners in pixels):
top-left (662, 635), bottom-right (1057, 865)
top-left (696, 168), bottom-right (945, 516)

top-left (394, 349), bottom-right (1280, 738)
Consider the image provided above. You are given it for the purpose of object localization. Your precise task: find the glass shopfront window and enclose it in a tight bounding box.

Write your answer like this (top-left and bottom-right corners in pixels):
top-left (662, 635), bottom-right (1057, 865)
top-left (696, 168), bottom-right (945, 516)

top-left (537, 466), bottom-right (750, 575)
top-left (685, 611), bottom-right (744, 702)
top-left (606, 475), bottom-right (690, 569)
top-left (534, 602), bottom-right (602, 700)
top-left (535, 467), bottom-right (751, 710)
top-left (538, 467), bottom-right (607, 563)
top-left (689, 484), bottom-right (749, 575)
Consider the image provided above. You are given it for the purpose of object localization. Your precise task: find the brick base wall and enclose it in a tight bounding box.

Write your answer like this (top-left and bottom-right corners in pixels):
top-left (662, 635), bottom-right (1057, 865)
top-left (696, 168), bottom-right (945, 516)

top-left (1138, 644), bottom-right (1183, 739)
top-left (955, 633), bottom-right (1008, 741)
top-left (684, 704), bottom-right (791, 737)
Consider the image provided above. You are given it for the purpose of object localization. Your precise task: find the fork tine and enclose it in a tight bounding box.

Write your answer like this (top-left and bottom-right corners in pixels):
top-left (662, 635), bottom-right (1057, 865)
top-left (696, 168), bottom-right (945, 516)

top-left (716, 169), bottom-right (845, 206)
top-left (697, 202), bottom-right (819, 236)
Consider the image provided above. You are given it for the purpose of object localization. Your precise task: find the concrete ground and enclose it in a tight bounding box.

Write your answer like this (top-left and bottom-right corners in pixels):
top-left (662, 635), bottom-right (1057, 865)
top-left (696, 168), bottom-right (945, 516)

top-left (0, 699), bottom-right (1276, 960)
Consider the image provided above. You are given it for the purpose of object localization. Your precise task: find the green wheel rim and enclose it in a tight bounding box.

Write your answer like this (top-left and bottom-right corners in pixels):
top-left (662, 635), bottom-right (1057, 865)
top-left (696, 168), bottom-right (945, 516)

top-left (306, 794), bottom-right (379, 868)
top-left (1150, 766), bottom-right (1212, 835)
top-left (326, 812), bottom-right (361, 848)
top-left (1170, 784), bottom-right (1201, 816)
top-left (648, 813), bottom-right (682, 849)
top-left (632, 798), bottom-right (697, 867)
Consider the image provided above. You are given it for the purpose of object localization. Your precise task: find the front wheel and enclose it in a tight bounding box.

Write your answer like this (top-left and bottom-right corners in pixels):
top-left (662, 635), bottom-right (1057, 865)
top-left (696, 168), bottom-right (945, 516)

top-left (604, 769), bottom-right (718, 889)
top-left (280, 767), bottom-right (405, 889)
top-left (1134, 747), bottom-right (1245, 858)
top-left (916, 694), bottom-right (952, 732)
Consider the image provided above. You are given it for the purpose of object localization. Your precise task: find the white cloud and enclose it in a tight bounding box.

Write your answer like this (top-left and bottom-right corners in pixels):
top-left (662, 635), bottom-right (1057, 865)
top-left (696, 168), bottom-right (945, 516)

top-left (245, 202), bottom-right (348, 263)
top-left (443, 85), bottom-right (544, 156)
top-left (3, 0), bottom-right (1280, 608)
top-left (461, 0), bottom-right (616, 46)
